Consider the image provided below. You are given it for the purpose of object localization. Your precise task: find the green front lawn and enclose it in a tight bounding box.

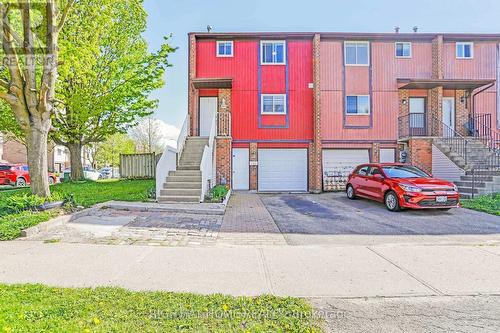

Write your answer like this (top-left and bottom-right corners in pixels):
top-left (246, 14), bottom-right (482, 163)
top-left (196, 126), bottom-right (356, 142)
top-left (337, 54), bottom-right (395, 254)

top-left (0, 179), bottom-right (154, 240)
top-left (0, 284), bottom-right (321, 333)
top-left (461, 193), bottom-right (500, 216)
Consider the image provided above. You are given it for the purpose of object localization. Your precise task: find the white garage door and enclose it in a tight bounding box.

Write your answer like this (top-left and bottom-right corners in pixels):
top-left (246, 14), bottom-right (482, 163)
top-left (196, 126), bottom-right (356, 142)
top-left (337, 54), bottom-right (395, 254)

top-left (380, 148), bottom-right (396, 163)
top-left (322, 149), bottom-right (370, 191)
top-left (258, 149), bottom-right (308, 192)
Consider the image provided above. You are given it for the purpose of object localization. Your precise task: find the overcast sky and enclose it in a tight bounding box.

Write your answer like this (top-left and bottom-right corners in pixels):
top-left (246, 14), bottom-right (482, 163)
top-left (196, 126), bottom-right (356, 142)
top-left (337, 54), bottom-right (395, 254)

top-left (143, 0), bottom-right (500, 134)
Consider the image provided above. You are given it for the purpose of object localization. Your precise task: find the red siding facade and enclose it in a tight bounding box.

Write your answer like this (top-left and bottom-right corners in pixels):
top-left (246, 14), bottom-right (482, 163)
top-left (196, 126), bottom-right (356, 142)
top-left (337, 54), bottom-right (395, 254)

top-left (196, 39), bottom-right (313, 143)
top-left (190, 32), bottom-right (500, 192)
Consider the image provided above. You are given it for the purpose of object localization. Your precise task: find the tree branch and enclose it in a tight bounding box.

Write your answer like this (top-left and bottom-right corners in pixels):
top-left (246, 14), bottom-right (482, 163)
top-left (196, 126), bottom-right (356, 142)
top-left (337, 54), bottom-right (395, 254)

top-left (57, 0), bottom-right (76, 31)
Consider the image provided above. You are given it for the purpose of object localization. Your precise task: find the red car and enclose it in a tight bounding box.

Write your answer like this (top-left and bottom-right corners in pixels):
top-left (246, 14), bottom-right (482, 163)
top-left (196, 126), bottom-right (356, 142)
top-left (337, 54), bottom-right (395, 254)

top-left (0, 164), bottom-right (58, 188)
top-left (346, 163), bottom-right (460, 212)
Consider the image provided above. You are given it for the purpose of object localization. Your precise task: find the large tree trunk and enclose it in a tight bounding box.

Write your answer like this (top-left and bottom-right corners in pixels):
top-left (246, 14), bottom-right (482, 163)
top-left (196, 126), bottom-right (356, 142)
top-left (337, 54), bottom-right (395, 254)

top-left (25, 119), bottom-right (51, 197)
top-left (68, 142), bottom-right (84, 180)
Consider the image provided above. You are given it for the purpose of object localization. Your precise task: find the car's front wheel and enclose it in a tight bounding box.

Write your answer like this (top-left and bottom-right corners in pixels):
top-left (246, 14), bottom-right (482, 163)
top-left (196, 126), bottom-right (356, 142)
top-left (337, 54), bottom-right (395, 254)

top-left (15, 177), bottom-right (27, 187)
top-left (385, 191), bottom-right (401, 212)
top-left (346, 184), bottom-right (357, 200)
top-left (48, 177), bottom-right (55, 185)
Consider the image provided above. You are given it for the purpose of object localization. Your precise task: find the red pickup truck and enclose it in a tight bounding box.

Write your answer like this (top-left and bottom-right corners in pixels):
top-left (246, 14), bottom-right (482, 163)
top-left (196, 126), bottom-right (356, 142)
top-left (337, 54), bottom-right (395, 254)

top-left (0, 164), bottom-right (58, 188)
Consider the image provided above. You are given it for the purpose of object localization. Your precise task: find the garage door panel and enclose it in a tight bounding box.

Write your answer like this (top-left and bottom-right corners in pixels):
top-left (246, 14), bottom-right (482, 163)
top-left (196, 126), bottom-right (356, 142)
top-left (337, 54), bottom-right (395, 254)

top-left (380, 148), bottom-right (396, 163)
top-left (323, 149), bottom-right (369, 191)
top-left (259, 149), bottom-right (307, 192)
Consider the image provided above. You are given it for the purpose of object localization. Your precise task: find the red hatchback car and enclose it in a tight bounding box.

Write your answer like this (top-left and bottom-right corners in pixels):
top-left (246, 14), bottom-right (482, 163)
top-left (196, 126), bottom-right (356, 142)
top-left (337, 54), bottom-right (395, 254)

top-left (346, 163), bottom-right (460, 212)
top-left (0, 164), bottom-right (57, 188)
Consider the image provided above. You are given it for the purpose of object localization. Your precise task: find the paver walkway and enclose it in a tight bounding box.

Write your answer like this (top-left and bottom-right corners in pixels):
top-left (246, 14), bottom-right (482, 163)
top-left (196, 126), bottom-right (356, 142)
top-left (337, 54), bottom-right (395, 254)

top-left (218, 193), bottom-right (287, 246)
top-left (27, 208), bottom-right (223, 246)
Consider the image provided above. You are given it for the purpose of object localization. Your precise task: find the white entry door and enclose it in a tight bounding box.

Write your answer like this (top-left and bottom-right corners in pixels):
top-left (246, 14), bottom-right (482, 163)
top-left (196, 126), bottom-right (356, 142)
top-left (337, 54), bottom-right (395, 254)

top-left (442, 97), bottom-right (455, 135)
top-left (232, 148), bottom-right (249, 190)
top-left (199, 97), bottom-right (217, 136)
top-left (258, 149), bottom-right (308, 192)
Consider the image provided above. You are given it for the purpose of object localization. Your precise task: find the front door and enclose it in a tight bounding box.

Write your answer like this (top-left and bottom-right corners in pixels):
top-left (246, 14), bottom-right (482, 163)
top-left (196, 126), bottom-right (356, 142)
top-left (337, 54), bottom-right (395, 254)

top-left (442, 97), bottom-right (455, 135)
top-left (409, 97), bottom-right (426, 136)
top-left (232, 148), bottom-right (249, 190)
top-left (199, 97), bottom-right (217, 136)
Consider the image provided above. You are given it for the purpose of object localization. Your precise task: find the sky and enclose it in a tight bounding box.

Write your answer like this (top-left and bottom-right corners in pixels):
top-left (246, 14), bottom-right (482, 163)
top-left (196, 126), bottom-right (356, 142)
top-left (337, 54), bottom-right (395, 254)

top-left (142, 0), bottom-right (500, 133)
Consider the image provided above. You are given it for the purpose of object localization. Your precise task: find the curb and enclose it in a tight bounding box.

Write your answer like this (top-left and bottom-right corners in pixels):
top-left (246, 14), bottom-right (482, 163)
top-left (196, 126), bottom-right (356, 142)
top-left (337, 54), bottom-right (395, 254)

top-left (100, 201), bottom-right (227, 215)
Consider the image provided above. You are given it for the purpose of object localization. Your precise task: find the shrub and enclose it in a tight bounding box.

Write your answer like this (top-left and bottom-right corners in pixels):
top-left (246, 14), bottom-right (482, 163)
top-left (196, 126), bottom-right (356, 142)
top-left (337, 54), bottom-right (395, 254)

top-left (0, 192), bottom-right (65, 216)
top-left (209, 185), bottom-right (229, 202)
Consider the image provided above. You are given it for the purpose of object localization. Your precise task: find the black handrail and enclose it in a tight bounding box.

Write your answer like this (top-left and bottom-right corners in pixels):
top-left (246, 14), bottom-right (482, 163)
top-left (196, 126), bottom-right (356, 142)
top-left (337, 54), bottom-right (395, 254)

top-left (469, 114), bottom-right (500, 153)
top-left (431, 116), bottom-right (469, 167)
top-left (398, 113), bottom-right (428, 138)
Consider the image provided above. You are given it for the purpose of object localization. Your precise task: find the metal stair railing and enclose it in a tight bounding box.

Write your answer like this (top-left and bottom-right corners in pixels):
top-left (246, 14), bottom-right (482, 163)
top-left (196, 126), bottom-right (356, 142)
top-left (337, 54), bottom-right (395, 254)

top-left (432, 115), bottom-right (469, 167)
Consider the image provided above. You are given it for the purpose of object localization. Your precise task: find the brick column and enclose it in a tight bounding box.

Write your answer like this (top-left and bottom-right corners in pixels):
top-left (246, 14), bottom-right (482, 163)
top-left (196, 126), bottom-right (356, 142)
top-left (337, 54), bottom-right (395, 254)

top-left (455, 90), bottom-right (469, 136)
top-left (309, 33), bottom-right (323, 193)
top-left (215, 88), bottom-right (232, 187)
top-left (428, 86), bottom-right (443, 136)
top-left (188, 34), bottom-right (197, 136)
top-left (249, 143), bottom-right (258, 190)
top-left (432, 35), bottom-right (444, 80)
top-left (371, 143), bottom-right (380, 163)
top-left (399, 89), bottom-right (410, 137)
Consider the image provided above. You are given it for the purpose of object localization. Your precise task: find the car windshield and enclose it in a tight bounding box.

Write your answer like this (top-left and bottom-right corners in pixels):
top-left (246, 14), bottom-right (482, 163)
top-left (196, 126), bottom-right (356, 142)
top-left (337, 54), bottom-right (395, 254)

top-left (382, 166), bottom-right (429, 179)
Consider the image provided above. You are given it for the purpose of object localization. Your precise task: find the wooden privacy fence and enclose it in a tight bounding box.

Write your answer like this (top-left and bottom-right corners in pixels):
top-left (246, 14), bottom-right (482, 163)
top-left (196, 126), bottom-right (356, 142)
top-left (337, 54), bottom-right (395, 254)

top-left (119, 153), bottom-right (161, 179)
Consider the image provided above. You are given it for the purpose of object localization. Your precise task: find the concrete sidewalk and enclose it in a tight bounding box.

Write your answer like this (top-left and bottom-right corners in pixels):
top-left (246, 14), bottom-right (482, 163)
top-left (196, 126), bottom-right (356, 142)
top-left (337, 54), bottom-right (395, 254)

top-left (1, 241), bottom-right (500, 297)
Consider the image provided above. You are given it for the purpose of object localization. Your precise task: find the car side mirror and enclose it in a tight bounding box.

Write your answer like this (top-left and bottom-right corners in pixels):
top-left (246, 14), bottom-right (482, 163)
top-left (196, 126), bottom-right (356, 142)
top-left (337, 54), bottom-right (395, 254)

top-left (374, 174), bottom-right (385, 180)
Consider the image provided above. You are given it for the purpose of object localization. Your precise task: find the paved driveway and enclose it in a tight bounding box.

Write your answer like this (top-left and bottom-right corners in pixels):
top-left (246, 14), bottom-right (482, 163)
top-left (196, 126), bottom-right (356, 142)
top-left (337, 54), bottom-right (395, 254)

top-left (260, 192), bottom-right (500, 243)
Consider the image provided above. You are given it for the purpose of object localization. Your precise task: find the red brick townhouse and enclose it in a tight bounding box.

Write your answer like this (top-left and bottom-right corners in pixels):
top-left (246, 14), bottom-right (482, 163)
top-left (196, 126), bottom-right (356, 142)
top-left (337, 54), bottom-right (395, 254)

top-left (156, 31), bottom-right (500, 202)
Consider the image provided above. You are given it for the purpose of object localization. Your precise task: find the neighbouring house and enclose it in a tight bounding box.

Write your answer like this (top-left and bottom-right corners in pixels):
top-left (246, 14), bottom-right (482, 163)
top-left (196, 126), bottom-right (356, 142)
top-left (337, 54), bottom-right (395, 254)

top-left (156, 31), bottom-right (500, 202)
top-left (0, 135), bottom-right (70, 173)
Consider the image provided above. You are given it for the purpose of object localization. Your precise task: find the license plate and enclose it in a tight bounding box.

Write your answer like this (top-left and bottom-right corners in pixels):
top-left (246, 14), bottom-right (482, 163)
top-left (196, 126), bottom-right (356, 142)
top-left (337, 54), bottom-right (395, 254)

top-left (436, 196), bottom-right (448, 203)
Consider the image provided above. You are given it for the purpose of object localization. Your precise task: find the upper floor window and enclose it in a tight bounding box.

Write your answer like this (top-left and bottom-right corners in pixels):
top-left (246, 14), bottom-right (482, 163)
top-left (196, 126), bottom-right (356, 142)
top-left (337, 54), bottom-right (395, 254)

top-left (345, 41), bottom-right (369, 65)
top-left (216, 41), bottom-right (233, 57)
top-left (395, 42), bottom-right (411, 58)
top-left (456, 42), bottom-right (473, 59)
top-left (261, 94), bottom-right (286, 114)
top-left (346, 95), bottom-right (370, 114)
top-left (261, 41), bottom-right (286, 65)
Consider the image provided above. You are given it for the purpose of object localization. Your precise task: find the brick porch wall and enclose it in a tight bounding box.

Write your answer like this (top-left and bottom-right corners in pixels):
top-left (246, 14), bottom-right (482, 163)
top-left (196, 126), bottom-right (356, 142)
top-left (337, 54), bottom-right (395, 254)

top-left (408, 138), bottom-right (432, 173)
top-left (371, 143), bottom-right (380, 163)
top-left (428, 86), bottom-right (443, 136)
top-left (215, 138), bottom-right (231, 187)
top-left (2, 139), bottom-right (27, 164)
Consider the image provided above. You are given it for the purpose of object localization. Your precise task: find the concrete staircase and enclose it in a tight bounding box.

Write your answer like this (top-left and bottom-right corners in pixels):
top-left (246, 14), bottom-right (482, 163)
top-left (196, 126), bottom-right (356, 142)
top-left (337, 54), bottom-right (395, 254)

top-left (433, 137), bottom-right (500, 198)
top-left (157, 137), bottom-right (208, 203)
top-left (454, 170), bottom-right (500, 199)
top-left (433, 137), bottom-right (494, 170)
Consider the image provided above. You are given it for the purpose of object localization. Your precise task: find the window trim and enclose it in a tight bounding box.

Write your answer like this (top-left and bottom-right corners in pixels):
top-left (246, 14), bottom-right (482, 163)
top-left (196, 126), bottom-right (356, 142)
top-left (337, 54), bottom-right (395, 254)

top-left (345, 95), bottom-right (371, 115)
top-left (395, 42), bottom-right (412, 58)
top-left (260, 40), bottom-right (286, 65)
top-left (344, 41), bottom-right (370, 66)
top-left (216, 40), bottom-right (234, 57)
top-left (456, 42), bottom-right (474, 59)
top-left (260, 94), bottom-right (287, 115)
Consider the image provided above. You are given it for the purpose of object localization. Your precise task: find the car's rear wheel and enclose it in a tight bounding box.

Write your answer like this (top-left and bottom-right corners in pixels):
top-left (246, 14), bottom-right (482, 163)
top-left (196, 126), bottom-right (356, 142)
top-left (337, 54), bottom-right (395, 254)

top-left (346, 184), bottom-right (357, 200)
top-left (385, 191), bottom-right (401, 212)
top-left (15, 177), bottom-right (27, 187)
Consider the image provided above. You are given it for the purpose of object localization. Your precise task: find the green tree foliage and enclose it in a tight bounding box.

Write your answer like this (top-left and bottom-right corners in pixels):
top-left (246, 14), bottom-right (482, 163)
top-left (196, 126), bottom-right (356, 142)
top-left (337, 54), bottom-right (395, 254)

top-left (93, 133), bottom-right (136, 168)
top-left (50, 0), bottom-right (175, 180)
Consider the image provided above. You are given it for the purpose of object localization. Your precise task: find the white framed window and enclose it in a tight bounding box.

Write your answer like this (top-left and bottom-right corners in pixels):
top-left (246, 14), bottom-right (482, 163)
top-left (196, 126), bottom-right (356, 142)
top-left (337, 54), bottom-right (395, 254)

top-left (456, 42), bottom-right (473, 59)
top-left (260, 41), bottom-right (286, 65)
top-left (395, 42), bottom-right (412, 58)
top-left (346, 95), bottom-right (370, 114)
top-left (216, 41), bottom-right (233, 57)
top-left (344, 41), bottom-right (369, 66)
top-left (261, 94), bottom-right (286, 114)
